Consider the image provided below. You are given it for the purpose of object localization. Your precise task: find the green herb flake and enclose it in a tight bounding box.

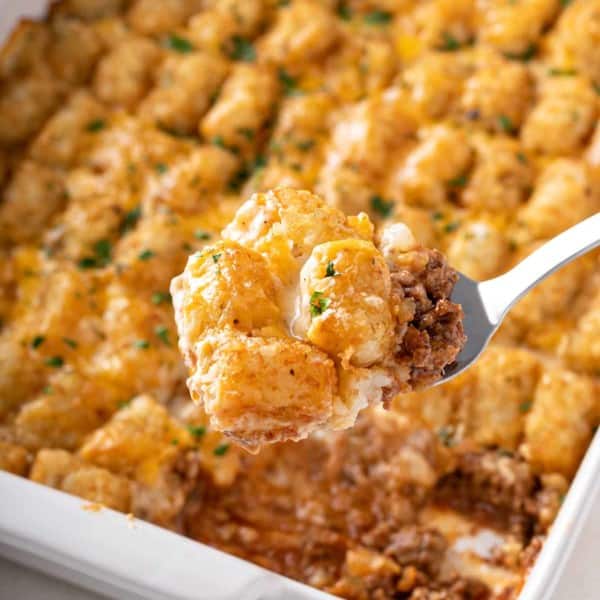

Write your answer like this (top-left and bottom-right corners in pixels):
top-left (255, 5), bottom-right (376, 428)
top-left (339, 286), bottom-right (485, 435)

top-left (498, 114), bottom-right (515, 133)
top-left (504, 44), bottom-right (537, 62)
top-left (594, 83), bottom-right (600, 97)
top-left (134, 339), bottom-right (150, 349)
top-left (213, 443), bottom-right (230, 456)
top-left (171, 438), bottom-right (180, 446)
top-left (229, 36), bottom-right (256, 62)
top-left (138, 249), bottom-right (155, 261)
top-left (437, 426), bottom-right (455, 447)
top-left (238, 127), bottom-right (255, 140)
top-left (439, 32), bottom-right (460, 52)
top-left (45, 356), bottom-right (64, 368)
top-left (337, 4), bottom-right (352, 20)
top-left (519, 400), bottom-right (533, 413)
top-left (278, 68), bottom-right (302, 97)
top-left (155, 162), bottom-right (168, 174)
top-left (122, 206), bottom-right (141, 233)
top-left (151, 291), bottom-right (171, 305)
top-left (560, 0), bottom-right (572, 6)
top-left (309, 291), bottom-right (331, 317)
top-left (364, 10), bottom-right (392, 25)
top-left (370, 195), bottom-right (394, 218)
top-left (187, 424), bottom-right (206, 439)
top-left (43, 385), bottom-right (53, 395)
top-left (31, 335), bottom-right (46, 349)
top-left (86, 119), bottom-right (106, 133)
top-left (444, 221), bottom-right (460, 234)
top-left (62, 337), bottom-right (78, 349)
top-left (164, 34), bottom-right (194, 54)
top-left (155, 325), bottom-right (171, 346)
top-left (448, 174), bottom-right (468, 188)
top-left (94, 239), bottom-right (112, 265)
top-left (77, 257), bottom-right (97, 269)
top-left (432, 211), bottom-right (444, 221)
top-left (212, 253), bottom-right (222, 264)
top-left (77, 239), bottom-right (112, 269)
top-left (117, 400), bottom-right (130, 410)
top-left (516, 152), bottom-right (528, 165)
top-left (211, 135), bottom-right (227, 149)
top-left (325, 261), bottom-right (338, 278)
top-left (548, 68), bottom-right (577, 77)
top-left (194, 230), bottom-right (211, 241)
top-left (296, 139), bottom-right (315, 152)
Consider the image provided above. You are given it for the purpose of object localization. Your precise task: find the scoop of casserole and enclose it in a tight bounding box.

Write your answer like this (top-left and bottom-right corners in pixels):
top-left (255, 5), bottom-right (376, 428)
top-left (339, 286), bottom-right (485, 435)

top-left (171, 188), bottom-right (465, 449)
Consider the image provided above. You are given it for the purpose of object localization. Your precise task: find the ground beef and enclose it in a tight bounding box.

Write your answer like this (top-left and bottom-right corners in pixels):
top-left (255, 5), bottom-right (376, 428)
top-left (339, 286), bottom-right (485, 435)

top-left (434, 450), bottom-right (538, 537)
top-left (385, 525), bottom-right (448, 577)
top-left (391, 248), bottom-right (466, 390)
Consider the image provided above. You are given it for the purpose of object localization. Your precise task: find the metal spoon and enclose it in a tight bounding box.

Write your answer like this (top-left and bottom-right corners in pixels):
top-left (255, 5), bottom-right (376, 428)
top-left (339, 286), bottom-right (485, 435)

top-left (439, 212), bottom-right (600, 384)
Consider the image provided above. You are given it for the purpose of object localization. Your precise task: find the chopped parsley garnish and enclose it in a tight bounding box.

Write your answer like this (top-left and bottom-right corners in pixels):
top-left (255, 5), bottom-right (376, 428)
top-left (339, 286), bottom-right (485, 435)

top-left (504, 44), bottom-right (537, 62)
top-left (448, 174), bottom-right (468, 188)
top-left (117, 400), bottom-right (130, 410)
top-left (519, 400), bottom-right (533, 413)
top-left (594, 83), bottom-right (600, 97)
top-left (438, 426), bottom-right (455, 447)
top-left (31, 335), bottom-right (45, 349)
top-left (251, 154), bottom-right (267, 171)
top-left (94, 239), bottom-right (112, 264)
top-left (325, 261), bottom-right (338, 277)
top-left (370, 195), bottom-right (394, 218)
top-left (364, 10), bottom-right (392, 25)
top-left (138, 249), bottom-right (155, 261)
top-left (560, 0), bottom-right (572, 6)
top-left (229, 36), bottom-right (256, 62)
top-left (62, 337), bottom-right (78, 349)
top-left (310, 291), bottom-right (331, 317)
top-left (337, 4), bottom-right (352, 20)
top-left (164, 34), bottom-right (194, 53)
top-left (432, 211), bottom-right (444, 221)
top-left (134, 339), bottom-right (150, 349)
top-left (151, 291), bottom-right (171, 305)
top-left (238, 127), bottom-right (255, 140)
top-left (171, 438), bottom-right (179, 446)
top-left (43, 385), bottom-right (53, 394)
top-left (278, 68), bottom-right (302, 96)
top-left (155, 162), bottom-right (168, 174)
top-left (78, 239), bottom-right (112, 269)
top-left (444, 221), bottom-right (460, 234)
top-left (296, 139), bottom-right (315, 151)
top-left (211, 135), bottom-right (226, 149)
top-left (155, 325), bottom-right (171, 346)
top-left (86, 119), bottom-right (106, 133)
top-left (121, 206), bottom-right (141, 233)
top-left (77, 257), bottom-right (97, 269)
top-left (45, 356), bottom-right (64, 368)
top-left (211, 253), bottom-right (222, 263)
top-left (194, 230), bottom-right (211, 240)
top-left (516, 152), bottom-right (528, 165)
top-left (497, 114), bottom-right (514, 133)
top-left (213, 443), bottom-right (230, 456)
top-left (548, 68), bottom-right (577, 76)
top-left (439, 32), bottom-right (461, 52)
top-left (187, 425), bottom-right (206, 439)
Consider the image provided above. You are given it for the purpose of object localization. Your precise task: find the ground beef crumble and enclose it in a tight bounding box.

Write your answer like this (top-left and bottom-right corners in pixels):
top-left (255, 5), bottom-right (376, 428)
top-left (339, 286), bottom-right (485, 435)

top-left (390, 248), bottom-right (466, 391)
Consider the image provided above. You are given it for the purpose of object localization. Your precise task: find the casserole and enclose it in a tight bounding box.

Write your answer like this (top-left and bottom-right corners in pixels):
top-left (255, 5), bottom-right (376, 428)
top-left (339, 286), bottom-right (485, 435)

top-left (1, 1), bottom-right (599, 599)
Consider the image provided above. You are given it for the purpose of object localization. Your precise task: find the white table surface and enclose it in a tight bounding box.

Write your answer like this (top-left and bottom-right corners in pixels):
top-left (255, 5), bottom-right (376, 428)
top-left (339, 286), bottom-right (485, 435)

top-left (1, 515), bottom-right (599, 600)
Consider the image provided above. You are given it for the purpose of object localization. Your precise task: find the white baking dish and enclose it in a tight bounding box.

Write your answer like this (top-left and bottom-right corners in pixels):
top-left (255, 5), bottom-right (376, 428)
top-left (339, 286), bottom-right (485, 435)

top-left (1, 2), bottom-right (599, 598)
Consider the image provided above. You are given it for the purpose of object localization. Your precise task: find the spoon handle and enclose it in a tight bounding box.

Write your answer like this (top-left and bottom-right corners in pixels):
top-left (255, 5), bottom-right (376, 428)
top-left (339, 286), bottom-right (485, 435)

top-left (478, 212), bottom-right (600, 325)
